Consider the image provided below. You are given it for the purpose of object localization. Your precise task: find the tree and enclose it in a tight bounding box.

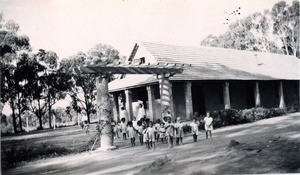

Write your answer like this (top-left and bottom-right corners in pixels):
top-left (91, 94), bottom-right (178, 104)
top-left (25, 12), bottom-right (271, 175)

top-left (60, 44), bottom-right (120, 124)
top-left (0, 13), bottom-right (31, 133)
top-left (35, 49), bottom-right (72, 128)
top-left (271, 1), bottom-right (300, 57)
top-left (201, 1), bottom-right (299, 58)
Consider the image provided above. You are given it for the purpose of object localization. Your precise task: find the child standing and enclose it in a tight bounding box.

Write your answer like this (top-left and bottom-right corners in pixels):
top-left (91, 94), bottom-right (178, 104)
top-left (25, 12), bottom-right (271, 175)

top-left (190, 118), bottom-right (199, 142)
top-left (174, 117), bottom-right (184, 145)
top-left (204, 112), bottom-right (213, 139)
top-left (120, 118), bottom-right (127, 140)
top-left (147, 122), bottom-right (156, 150)
top-left (127, 121), bottom-right (136, 146)
top-left (158, 123), bottom-right (166, 142)
top-left (165, 117), bottom-right (174, 148)
top-left (143, 124), bottom-right (149, 149)
top-left (137, 121), bottom-right (144, 145)
top-left (154, 119), bottom-right (161, 141)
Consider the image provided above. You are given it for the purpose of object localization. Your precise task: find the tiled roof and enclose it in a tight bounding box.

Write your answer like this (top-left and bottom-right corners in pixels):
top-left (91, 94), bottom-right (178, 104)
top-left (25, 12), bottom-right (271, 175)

top-left (140, 42), bottom-right (300, 80)
top-left (109, 42), bottom-right (299, 92)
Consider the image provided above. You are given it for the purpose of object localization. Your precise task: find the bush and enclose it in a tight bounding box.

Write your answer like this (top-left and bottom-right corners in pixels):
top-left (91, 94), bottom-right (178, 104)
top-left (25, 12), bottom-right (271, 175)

top-left (211, 107), bottom-right (288, 129)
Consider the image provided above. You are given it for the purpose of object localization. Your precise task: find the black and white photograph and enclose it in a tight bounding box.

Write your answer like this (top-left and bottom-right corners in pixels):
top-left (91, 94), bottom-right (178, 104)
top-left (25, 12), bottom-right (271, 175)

top-left (1, 0), bottom-right (299, 174)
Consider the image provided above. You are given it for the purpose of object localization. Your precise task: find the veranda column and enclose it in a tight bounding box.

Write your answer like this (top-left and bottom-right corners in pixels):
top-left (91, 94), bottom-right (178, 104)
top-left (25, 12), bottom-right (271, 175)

top-left (223, 81), bottom-right (231, 109)
top-left (125, 89), bottom-right (134, 121)
top-left (279, 81), bottom-right (285, 108)
top-left (159, 74), bottom-right (175, 119)
top-left (96, 75), bottom-right (114, 149)
top-left (254, 81), bottom-right (261, 107)
top-left (146, 85), bottom-right (155, 121)
top-left (112, 93), bottom-right (119, 122)
top-left (184, 81), bottom-right (193, 120)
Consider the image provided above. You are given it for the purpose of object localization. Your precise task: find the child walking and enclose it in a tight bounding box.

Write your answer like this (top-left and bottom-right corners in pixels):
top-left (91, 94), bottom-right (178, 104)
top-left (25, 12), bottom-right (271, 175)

top-left (127, 121), bottom-right (136, 146)
top-left (204, 112), bottom-right (213, 139)
top-left (174, 117), bottom-right (184, 145)
top-left (120, 118), bottom-right (127, 140)
top-left (190, 118), bottom-right (199, 142)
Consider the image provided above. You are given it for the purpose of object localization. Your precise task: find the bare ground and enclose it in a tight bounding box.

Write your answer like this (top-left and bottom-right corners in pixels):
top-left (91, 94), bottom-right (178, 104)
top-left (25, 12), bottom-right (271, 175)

top-left (2, 113), bottom-right (300, 175)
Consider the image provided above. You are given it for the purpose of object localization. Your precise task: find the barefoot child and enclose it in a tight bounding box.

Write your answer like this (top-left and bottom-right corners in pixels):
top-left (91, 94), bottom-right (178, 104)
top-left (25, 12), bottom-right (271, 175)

top-left (143, 124), bottom-right (149, 149)
top-left (204, 112), bottom-right (213, 139)
top-left (137, 121), bottom-right (144, 145)
top-left (127, 121), bottom-right (136, 146)
top-left (120, 118), bottom-right (127, 140)
top-left (190, 118), bottom-right (199, 142)
top-left (159, 123), bottom-right (166, 142)
top-left (147, 122), bottom-right (156, 150)
top-left (165, 117), bottom-right (174, 148)
top-left (174, 117), bottom-right (184, 145)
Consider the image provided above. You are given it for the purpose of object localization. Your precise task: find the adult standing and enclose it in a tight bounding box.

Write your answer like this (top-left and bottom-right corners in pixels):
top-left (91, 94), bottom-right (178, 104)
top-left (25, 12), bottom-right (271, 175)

top-left (120, 106), bottom-right (129, 123)
top-left (136, 102), bottom-right (146, 121)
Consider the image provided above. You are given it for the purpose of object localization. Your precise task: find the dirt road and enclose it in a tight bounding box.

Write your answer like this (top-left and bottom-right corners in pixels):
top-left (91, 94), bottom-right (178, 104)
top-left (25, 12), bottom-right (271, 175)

top-left (3, 113), bottom-right (300, 175)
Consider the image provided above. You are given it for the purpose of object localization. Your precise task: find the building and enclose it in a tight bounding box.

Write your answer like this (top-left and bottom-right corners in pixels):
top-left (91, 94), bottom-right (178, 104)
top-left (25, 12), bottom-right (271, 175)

top-left (108, 42), bottom-right (300, 122)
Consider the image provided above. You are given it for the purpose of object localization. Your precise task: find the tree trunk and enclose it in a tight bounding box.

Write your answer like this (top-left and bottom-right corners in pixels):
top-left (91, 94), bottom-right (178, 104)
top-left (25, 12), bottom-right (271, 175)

top-left (10, 99), bottom-right (18, 133)
top-left (38, 100), bottom-right (43, 129)
top-left (17, 93), bottom-right (23, 132)
top-left (282, 38), bottom-right (289, 55)
top-left (48, 95), bottom-right (52, 128)
top-left (96, 75), bottom-right (114, 149)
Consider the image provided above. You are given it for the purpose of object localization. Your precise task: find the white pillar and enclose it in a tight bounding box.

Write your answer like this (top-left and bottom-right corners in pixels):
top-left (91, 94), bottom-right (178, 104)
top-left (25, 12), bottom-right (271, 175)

top-left (279, 81), bottom-right (285, 108)
top-left (254, 81), bottom-right (261, 107)
top-left (223, 81), bottom-right (231, 109)
top-left (184, 81), bottom-right (193, 120)
top-left (125, 89), bottom-right (133, 121)
top-left (159, 74), bottom-right (174, 120)
top-left (147, 85), bottom-right (155, 121)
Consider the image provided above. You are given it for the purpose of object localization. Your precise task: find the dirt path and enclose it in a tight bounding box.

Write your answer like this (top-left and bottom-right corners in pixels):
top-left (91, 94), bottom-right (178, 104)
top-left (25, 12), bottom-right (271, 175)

top-left (3, 113), bottom-right (300, 175)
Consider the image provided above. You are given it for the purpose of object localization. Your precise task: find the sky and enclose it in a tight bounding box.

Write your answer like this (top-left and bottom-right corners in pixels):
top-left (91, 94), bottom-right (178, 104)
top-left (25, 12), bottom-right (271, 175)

top-left (0, 0), bottom-right (294, 115)
top-left (0, 0), bottom-right (294, 60)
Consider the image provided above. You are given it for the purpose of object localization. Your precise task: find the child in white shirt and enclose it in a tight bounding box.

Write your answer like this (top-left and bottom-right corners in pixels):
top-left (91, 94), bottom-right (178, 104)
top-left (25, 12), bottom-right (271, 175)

top-left (120, 118), bottom-right (127, 140)
top-left (190, 118), bottom-right (199, 142)
top-left (174, 117), bottom-right (184, 145)
top-left (147, 122), bottom-right (156, 150)
top-left (159, 123), bottom-right (166, 142)
top-left (204, 112), bottom-right (213, 139)
top-left (127, 121), bottom-right (136, 146)
top-left (165, 117), bottom-right (174, 148)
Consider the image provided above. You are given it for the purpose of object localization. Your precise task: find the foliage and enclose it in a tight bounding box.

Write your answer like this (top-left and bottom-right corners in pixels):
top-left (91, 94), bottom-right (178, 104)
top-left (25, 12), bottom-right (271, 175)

top-left (201, 1), bottom-right (300, 58)
top-left (209, 107), bottom-right (288, 129)
top-left (59, 44), bottom-right (120, 123)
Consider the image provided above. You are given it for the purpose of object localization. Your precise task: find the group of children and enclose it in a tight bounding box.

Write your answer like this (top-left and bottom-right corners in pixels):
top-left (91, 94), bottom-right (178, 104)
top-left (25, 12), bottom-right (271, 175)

top-left (112, 112), bottom-right (214, 150)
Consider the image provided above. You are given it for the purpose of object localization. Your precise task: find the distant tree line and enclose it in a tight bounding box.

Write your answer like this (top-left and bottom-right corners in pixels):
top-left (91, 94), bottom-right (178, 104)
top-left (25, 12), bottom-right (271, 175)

top-left (201, 1), bottom-right (300, 58)
top-left (0, 13), bottom-right (122, 133)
